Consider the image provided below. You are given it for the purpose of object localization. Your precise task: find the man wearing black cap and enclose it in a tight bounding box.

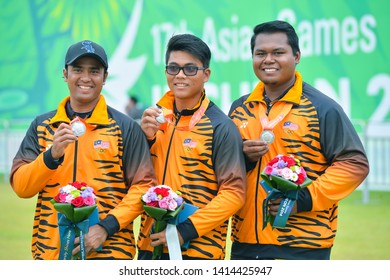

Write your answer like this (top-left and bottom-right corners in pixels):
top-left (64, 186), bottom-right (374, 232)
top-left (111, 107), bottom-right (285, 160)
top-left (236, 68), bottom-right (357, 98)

top-left (65, 40), bottom-right (109, 70)
top-left (10, 40), bottom-right (157, 259)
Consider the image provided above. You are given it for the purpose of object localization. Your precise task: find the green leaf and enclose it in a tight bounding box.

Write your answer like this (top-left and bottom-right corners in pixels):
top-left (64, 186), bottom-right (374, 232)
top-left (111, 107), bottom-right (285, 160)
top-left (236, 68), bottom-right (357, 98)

top-left (143, 206), bottom-right (168, 220)
top-left (261, 171), bottom-right (312, 193)
top-left (164, 204), bottom-right (184, 220)
top-left (73, 205), bottom-right (97, 223)
top-left (53, 203), bottom-right (97, 223)
top-left (143, 204), bottom-right (184, 221)
top-left (53, 203), bottom-right (75, 221)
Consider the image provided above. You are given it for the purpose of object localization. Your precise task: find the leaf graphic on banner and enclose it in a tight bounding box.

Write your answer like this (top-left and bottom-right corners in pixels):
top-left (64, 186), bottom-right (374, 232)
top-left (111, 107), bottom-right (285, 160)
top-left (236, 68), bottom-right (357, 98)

top-left (104, 0), bottom-right (147, 113)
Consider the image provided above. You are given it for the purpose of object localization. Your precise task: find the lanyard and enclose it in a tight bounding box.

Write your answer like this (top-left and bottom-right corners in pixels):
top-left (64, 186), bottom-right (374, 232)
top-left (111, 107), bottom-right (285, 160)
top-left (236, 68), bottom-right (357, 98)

top-left (160, 98), bottom-right (209, 131)
top-left (259, 102), bottom-right (293, 143)
top-left (260, 102), bottom-right (293, 131)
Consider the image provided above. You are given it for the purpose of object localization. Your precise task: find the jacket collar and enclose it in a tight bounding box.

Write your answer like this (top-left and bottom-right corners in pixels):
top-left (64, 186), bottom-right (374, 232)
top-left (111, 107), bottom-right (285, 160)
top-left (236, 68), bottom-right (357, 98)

top-left (49, 95), bottom-right (110, 125)
top-left (156, 90), bottom-right (210, 131)
top-left (157, 90), bottom-right (206, 115)
top-left (246, 71), bottom-right (303, 105)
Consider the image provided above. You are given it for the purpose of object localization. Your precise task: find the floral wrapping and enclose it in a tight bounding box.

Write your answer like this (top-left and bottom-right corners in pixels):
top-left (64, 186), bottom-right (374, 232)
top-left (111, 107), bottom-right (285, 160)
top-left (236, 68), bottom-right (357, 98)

top-left (141, 185), bottom-right (184, 259)
top-left (50, 181), bottom-right (98, 260)
top-left (260, 154), bottom-right (312, 229)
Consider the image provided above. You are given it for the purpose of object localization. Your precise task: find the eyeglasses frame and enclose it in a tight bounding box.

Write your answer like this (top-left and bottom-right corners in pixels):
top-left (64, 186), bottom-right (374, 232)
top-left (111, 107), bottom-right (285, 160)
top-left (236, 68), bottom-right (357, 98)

top-left (165, 65), bottom-right (207, 76)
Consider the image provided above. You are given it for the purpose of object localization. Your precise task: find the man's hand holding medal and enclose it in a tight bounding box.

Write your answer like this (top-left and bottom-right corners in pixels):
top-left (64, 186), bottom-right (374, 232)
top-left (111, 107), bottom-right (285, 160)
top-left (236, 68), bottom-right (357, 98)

top-left (260, 130), bottom-right (274, 144)
top-left (50, 117), bottom-right (86, 161)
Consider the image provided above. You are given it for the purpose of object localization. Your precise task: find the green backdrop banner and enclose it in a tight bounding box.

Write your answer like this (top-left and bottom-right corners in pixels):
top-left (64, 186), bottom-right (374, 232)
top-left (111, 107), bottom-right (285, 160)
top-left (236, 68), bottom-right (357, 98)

top-left (0, 0), bottom-right (389, 136)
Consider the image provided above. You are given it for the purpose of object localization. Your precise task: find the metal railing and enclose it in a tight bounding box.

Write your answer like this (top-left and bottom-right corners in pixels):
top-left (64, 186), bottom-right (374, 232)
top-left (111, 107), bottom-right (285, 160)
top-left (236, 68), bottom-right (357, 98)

top-left (0, 119), bottom-right (32, 182)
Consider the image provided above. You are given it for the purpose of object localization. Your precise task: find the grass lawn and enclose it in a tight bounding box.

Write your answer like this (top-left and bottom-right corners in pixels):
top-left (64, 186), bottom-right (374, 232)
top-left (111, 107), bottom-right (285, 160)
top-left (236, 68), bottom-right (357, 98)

top-left (0, 179), bottom-right (35, 260)
top-left (1, 177), bottom-right (389, 260)
top-left (331, 191), bottom-right (390, 259)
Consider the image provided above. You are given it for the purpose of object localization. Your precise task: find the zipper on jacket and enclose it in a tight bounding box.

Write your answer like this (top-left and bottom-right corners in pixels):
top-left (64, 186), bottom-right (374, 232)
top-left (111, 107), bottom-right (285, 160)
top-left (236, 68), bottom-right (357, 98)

top-left (255, 158), bottom-right (263, 243)
top-left (73, 140), bottom-right (78, 182)
top-left (161, 112), bottom-right (182, 184)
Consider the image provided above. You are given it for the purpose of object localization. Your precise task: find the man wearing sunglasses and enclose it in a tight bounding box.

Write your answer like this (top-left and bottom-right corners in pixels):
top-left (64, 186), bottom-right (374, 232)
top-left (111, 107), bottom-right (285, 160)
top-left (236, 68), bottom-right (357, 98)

top-left (137, 33), bottom-right (246, 260)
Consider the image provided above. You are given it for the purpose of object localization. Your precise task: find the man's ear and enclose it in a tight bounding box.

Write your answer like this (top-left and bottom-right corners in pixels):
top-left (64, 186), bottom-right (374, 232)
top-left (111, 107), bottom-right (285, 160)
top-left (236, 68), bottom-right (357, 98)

top-left (294, 51), bottom-right (301, 65)
top-left (203, 68), bottom-right (211, 83)
top-left (103, 71), bottom-right (108, 85)
top-left (63, 68), bottom-right (68, 82)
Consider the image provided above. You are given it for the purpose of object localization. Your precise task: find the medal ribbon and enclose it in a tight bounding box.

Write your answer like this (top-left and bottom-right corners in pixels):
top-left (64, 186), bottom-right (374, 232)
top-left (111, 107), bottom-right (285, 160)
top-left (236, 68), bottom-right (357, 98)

top-left (260, 102), bottom-right (293, 132)
top-left (160, 98), bottom-right (209, 131)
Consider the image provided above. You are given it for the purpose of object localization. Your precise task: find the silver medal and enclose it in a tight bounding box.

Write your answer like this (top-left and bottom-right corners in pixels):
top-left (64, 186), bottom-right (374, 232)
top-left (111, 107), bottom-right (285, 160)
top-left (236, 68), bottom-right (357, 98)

top-left (260, 130), bottom-right (274, 144)
top-left (71, 120), bottom-right (86, 136)
top-left (155, 111), bottom-right (167, 123)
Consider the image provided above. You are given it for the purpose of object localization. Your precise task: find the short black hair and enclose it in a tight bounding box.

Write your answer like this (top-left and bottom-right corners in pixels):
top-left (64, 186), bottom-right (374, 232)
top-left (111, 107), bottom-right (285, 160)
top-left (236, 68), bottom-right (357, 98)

top-left (250, 20), bottom-right (300, 55)
top-left (165, 34), bottom-right (211, 68)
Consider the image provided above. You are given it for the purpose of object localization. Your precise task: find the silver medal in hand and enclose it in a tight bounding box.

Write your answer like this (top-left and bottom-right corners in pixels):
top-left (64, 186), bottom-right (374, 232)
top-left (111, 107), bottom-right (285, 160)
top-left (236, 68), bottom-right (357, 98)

top-left (71, 118), bottom-right (86, 136)
top-left (155, 111), bottom-right (167, 123)
top-left (260, 130), bottom-right (274, 144)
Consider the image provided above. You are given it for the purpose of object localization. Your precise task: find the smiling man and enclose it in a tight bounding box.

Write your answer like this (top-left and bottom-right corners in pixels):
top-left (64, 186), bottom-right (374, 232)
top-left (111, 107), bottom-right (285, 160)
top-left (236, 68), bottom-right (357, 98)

top-left (228, 20), bottom-right (369, 260)
top-left (10, 40), bottom-right (157, 259)
top-left (137, 34), bottom-right (246, 260)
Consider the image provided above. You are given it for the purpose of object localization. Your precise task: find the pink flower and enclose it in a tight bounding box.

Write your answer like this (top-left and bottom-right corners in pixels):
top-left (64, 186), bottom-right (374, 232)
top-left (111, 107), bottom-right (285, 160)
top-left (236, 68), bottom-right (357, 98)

top-left (52, 182), bottom-right (96, 207)
top-left (158, 198), bottom-right (169, 210)
top-left (300, 167), bottom-right (306, 177)
top-left (280, 167), bottom-right (293, 180)
top-left (263, 154), bottom-right (308, 185)
top-left (167, 197), bottom-right (179, 211)
top-left (264, 165), bottom-right (274, 175)
top-left (141, 185), bottom-right (183, 211)
top-left (58, 192), bottom-right (68, 203)
top-left (141, 184), bottom-right (184, 260)
top-left (84, 196), bottom-right (95, 206)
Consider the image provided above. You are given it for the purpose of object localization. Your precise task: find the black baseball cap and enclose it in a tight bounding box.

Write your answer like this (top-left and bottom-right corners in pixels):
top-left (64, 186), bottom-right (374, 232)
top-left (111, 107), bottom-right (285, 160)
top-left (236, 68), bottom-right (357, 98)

top-left (65, 40), bottom-right (108, 70)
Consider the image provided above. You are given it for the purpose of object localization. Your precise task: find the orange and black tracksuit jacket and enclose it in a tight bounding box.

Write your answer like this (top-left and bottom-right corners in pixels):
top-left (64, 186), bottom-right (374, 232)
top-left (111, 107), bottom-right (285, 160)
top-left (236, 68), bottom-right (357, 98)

top-left (137, 91), bottom-right (246, 259)
top-left (228, 71), bottom-right (369, 260)
top-left (10, 95), bottom-right (157, 260)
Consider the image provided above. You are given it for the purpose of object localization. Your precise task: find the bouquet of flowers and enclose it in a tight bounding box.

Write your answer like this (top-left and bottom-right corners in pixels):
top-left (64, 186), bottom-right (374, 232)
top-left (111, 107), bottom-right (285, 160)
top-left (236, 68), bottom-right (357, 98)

top-left (141, 185), bottom-right (184, 259)
top-left (261, 154), bottom-right (312, 229)
top-left (51, 181), bottom-right (98, 260)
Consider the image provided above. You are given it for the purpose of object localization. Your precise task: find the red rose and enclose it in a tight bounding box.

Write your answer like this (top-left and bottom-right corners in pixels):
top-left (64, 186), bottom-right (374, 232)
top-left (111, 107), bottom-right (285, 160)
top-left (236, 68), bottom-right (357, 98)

top-left (268, 157), bottom-right (279, 166)
top-left (71, 196), bottom-right (85, 207)
top-left (71, 181), bottom-right (82, 189)
top-left (147, 201), bottom-right (159, 207)
top-left (71, 181), bottom-right (87, 190)
top-left (53, 193), bottom-right (62, 203)
top-left (297, 173), bottom-right (305, 185)
top-left (283, 156), bottom-right (296, 167)
top-left (154, 187), bottom-right (169, 197)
